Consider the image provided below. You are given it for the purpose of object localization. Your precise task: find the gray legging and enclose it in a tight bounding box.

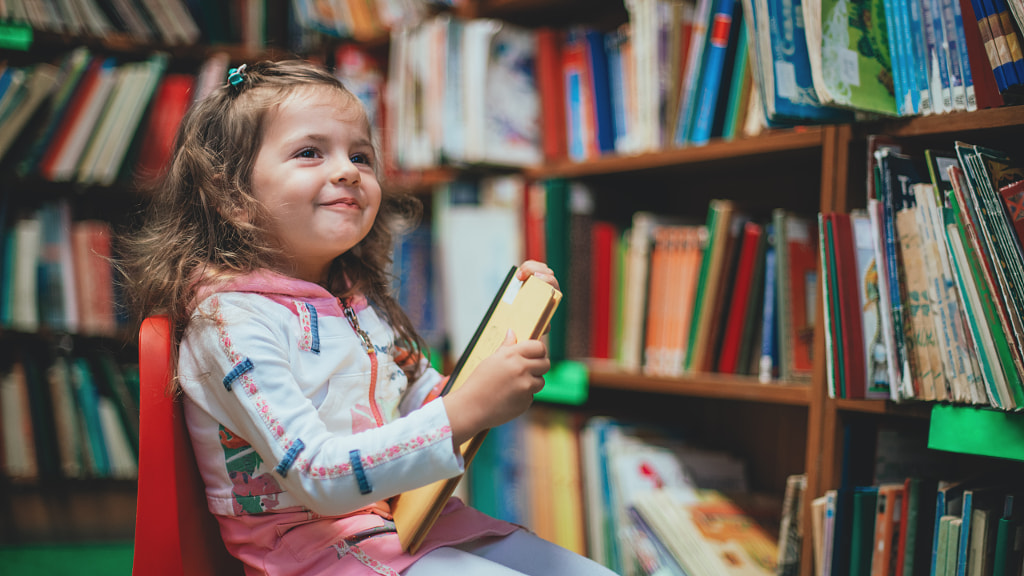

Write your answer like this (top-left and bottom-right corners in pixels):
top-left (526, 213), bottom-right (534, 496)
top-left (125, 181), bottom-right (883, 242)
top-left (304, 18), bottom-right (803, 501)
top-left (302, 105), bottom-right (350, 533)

top-left (402, 530), bottom-right (621, 575)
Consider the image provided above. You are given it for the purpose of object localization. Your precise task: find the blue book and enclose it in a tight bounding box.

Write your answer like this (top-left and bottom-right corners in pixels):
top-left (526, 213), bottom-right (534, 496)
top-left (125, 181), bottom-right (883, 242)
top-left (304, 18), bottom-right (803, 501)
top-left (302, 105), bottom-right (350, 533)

top-left (689, 0), bottom-right (737, 146)
top-left (886, 0), bottom-right (913, 114)
top-left (72, 357), bottom-right (110, 477)
top-left (909, 0), bottom-right (936, 114)
top-left (980, 0), bottom-right (1022, 85)
top-left (604, 29), bottom-right (629, 152)
top-left (758, 0), bottom-right (852, 122)
top-left (759, 225), bottom-right (778, 383)
top-left (940, 0), bottom-right (969, 109)
top-left (970, 0), bottom-right (1010, 90)
top-left (895, 0), bottom-right (921, 114)
top-left (925, 0), bottom-right (955, 111)
top-left (991, 0), bottom-right (1024, 81)
top-left (564, 29), bottom-right (588, 161)
top-left (950, 0), bottom-right (978, 109)
top-left (584, 29), bottom-right (616, 155)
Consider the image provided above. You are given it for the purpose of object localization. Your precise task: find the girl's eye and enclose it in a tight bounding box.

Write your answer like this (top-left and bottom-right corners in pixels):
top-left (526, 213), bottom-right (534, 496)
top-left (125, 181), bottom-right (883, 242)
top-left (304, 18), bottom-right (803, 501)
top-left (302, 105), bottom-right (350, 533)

top-left (297, 148), bottom-right (320, 159)
top-left (351, 153), bottom-right (372, 166)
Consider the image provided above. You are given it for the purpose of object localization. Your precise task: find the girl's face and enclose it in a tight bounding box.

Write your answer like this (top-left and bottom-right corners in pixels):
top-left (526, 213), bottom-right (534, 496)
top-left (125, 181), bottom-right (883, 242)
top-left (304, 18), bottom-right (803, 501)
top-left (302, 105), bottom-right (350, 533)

top-left (251, 86), bottom-right (381, 284)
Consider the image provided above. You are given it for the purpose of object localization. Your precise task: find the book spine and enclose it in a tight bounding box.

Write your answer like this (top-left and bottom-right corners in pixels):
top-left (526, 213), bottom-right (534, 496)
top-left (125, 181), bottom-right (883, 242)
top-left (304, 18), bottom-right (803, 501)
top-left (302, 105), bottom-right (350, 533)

top-left (941, 0), bottom-right (970, 110)
top-left (910, 0), bottom-right (936, 114)
top-left (929, 0), bottom-right (956, 111)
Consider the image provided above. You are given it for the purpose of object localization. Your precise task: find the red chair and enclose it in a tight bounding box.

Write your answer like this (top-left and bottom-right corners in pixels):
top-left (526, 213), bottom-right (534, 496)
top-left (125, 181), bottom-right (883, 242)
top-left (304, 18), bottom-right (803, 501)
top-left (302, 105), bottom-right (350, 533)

top-left (133, 316), bottom-right (244, 575)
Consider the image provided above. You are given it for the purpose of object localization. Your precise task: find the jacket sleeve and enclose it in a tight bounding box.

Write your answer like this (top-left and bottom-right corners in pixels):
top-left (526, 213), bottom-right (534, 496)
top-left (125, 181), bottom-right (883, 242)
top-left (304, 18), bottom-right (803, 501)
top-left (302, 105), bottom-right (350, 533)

top-left (177, 296), bottom-right (464, 516)
top-left (399, 357), bottom-right (446, 415)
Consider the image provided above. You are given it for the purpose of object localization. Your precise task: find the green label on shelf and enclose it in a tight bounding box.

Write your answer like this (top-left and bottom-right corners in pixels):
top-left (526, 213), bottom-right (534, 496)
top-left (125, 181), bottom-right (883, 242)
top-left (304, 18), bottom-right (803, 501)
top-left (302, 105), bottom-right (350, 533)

top-left (534, 360), bottom-right (588, 406)
top-left (928, 404), bottom-right (1024, 461)
top-left (0, 23), bottom-right (32, 51)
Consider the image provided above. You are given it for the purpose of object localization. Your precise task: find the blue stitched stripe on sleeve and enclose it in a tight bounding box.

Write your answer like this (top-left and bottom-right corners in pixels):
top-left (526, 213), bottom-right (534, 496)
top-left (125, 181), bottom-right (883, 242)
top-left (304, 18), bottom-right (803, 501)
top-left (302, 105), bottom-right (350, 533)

top-left (275, 439), bottom-right (305, 477)
top-left (349, 450), bottom-right (372, 495)
top-left (222, 358), bottom-right (254, 391)
top-left (305, 302), bottom-right (320, 354)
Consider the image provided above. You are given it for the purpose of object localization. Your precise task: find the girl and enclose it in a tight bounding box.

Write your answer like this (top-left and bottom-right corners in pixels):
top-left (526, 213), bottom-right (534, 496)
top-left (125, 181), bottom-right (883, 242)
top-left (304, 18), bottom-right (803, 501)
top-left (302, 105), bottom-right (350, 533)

top-left (121, 59), bottom-right (617, 576)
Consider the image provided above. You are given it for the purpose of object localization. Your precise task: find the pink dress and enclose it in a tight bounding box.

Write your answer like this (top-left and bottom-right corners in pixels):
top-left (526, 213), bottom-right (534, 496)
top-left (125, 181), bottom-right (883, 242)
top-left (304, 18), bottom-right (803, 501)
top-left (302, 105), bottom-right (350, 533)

top-left (177, 270), bottom-right (519, 575)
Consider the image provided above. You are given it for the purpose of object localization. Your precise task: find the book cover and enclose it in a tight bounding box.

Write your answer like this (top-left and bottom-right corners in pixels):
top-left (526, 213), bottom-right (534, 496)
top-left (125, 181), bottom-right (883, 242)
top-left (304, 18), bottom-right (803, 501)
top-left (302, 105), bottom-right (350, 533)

top-left (833, 213), bottom-right (868, 398)
top-left (998, 179), bottom-right (1024, 247)
top-left (689, 0), bottom-right (738, 146)
top-left (686, 200), bottom-right (737, 373)
top-left (959, 0), bottom-right (1007, 108)
top-left (752, 0), bottom-right (854, 122)
top-left (871, 483), bottom-right (905, 576)
top-left (536, 27), bottom-right (567, 162)
top-left (718, 221), bottom-right (765, 373)
top-left (393, 269), bottom-right (562, 553)
top-left (849, 485), bottom-right (879, 576)
top-left (591, 221), bottom-right (620, 360)
top-left (760, 224), bottom-right (779, 383)
top-left (851, 212), bottom-right (892, 399)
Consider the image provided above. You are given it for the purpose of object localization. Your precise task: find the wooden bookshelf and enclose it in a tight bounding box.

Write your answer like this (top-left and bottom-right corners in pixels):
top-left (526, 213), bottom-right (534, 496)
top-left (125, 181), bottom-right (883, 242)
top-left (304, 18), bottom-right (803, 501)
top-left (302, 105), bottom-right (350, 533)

top-left (525, 126), bottom-right (825, 180)
top-left (832, 398), bottom-right (934, 418)
top-left (587, 361), bottom-right (812, 406)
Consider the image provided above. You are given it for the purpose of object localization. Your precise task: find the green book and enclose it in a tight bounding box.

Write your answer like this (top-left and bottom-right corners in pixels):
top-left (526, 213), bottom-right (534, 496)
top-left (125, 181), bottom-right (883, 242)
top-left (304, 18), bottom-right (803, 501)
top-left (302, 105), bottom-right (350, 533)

top-left (817, 0), bottom-right (898, 115)
top-left (544, 179), bottom-right (570, 362)
top-left (850, 486), bottom-right (879, 576)
top-left (944, 197), bottom-right (1021, 408)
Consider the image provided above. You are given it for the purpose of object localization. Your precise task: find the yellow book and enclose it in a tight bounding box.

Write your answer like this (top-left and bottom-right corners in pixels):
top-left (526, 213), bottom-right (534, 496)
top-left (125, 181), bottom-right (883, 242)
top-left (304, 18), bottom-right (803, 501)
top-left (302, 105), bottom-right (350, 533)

top-left (393, 267), bottom-right (563, 553)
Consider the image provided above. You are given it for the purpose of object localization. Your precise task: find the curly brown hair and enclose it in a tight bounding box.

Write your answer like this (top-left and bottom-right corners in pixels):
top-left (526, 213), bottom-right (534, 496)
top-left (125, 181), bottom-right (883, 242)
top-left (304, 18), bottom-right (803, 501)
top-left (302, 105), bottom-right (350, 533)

top-left (119, 59), bottom-right (426, 387)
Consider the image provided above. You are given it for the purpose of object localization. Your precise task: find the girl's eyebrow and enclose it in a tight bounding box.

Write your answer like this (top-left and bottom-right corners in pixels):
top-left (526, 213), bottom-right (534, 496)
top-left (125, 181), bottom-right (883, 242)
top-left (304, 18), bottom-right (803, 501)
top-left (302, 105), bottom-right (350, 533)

top-left (287, 133), bottom-right (373, 149)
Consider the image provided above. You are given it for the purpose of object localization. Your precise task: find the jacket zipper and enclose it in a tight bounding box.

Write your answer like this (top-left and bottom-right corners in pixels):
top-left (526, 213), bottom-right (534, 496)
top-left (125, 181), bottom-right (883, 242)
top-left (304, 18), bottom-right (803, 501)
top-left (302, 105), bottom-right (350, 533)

top-left (343, 299), bottom-right (384, 427)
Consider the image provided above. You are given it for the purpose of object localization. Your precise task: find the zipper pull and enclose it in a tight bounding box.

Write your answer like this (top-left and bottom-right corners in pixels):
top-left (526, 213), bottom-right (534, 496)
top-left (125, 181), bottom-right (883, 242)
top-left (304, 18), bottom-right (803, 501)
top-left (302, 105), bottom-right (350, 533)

top-left (343, 300), bottom-right (375, 355)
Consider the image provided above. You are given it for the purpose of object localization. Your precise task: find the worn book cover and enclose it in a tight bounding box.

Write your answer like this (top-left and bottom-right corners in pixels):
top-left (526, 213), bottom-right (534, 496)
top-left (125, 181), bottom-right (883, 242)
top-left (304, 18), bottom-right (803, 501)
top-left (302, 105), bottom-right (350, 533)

top-left (393, 268), bottom-right (562, 553)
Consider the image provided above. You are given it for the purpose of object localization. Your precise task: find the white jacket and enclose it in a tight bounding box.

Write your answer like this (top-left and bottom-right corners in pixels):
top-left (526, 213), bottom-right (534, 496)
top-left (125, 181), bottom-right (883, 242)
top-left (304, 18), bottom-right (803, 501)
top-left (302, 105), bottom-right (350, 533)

top-left (178, 270), bottom-right (464, 517)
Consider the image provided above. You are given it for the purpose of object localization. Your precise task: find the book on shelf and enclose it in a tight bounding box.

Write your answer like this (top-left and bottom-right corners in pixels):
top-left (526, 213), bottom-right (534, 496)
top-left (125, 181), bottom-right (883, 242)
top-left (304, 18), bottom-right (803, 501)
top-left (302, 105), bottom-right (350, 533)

top-left (392, 268), bottom-right (562, 553)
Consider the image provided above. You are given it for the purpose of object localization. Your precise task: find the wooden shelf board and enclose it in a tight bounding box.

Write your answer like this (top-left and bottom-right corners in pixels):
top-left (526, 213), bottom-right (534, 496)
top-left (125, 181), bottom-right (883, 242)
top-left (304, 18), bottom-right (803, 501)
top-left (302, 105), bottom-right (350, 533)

top-left (586, 362), bottom-right (812, 406)
top-left (856, 105), bottom-right (1024, 138)
top-left (525, 127), bottom-right (825, 180)
top-left (833, 398), bottom-right (934, 418)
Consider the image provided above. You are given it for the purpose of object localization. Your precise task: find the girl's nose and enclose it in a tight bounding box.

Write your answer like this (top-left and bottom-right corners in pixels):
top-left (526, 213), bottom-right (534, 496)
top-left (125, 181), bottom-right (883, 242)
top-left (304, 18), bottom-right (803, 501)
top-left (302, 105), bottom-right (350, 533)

top-left (334, 158), bottom-right (360, 185)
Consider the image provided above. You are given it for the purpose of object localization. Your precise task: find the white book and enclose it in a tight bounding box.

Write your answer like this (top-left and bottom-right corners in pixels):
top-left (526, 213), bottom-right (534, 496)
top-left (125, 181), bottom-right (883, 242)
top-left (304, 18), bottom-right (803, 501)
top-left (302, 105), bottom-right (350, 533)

top-left (96, 57), bottom-right (165, 186)
top-left (11, 217), bottom-right (42, 332)
top-left (77, 63), bottom-right (138, 184)
top-left (97, 396), bottom-right (138, 480)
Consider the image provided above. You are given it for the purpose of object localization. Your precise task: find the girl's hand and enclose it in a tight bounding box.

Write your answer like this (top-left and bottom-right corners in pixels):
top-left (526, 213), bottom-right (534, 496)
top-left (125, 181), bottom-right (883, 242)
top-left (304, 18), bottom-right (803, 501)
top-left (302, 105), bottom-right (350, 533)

top-left (516, 260), bottom-right (560, 293)
top-left (443, 329), bottom-right (550, 446)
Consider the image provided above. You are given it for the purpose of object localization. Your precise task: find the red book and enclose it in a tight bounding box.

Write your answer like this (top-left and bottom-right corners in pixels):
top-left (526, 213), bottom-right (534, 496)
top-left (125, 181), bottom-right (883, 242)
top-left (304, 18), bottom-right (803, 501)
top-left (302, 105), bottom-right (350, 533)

top-left (999, 179), bottom-right (1024, 247)
top-left (783, 216), bottom-right (820, 377)
top-left (38, 59), bottom-right (102, 181)
top-left (524, 180), bottom-right (547, 263)
top-left (894, 477), bottom-right (913, 576)
top-left (717, 221), bottom-right (763, 373)
top-left (959, 0), bottom-right (1005, 109)
top-left (590, 221), bottom-right (618, 359)
top-left (135, 73), bottom-right (195, 183)
top-left (536, 27), bottom-right (567, 162)
top-left (831, 213), bottom-right (866, 399)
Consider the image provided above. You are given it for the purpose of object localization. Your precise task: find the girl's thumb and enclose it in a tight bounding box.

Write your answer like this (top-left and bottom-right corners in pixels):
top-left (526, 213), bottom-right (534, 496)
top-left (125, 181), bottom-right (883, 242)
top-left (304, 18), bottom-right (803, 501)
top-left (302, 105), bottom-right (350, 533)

top-left (503, 329), bottom-right (518, 345)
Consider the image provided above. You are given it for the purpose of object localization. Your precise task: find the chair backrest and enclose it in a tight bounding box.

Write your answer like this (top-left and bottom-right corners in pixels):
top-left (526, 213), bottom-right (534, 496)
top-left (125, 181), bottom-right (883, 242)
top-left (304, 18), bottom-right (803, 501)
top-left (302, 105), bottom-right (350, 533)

top-left (133, 316), bottom-right (244, 575)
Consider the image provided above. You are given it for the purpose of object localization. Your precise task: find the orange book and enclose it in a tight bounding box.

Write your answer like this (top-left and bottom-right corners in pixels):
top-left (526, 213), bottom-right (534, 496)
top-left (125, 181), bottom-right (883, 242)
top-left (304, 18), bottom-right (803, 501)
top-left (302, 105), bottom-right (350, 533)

top-left (644, 227), bottom-right (671, 373)
top-left (871, 483), bottom-right (905, 576)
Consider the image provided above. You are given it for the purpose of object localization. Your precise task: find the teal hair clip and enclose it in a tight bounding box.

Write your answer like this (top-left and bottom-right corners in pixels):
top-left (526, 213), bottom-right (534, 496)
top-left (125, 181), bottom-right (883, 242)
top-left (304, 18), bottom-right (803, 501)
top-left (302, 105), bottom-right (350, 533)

top-left (228, 64), bottom-right (247, 86)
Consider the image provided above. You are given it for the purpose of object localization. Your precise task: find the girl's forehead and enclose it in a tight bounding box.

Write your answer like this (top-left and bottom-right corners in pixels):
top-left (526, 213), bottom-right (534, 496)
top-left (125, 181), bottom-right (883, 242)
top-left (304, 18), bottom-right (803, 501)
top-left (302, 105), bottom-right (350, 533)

top-left (266, 85), bottom-right (367, 129)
